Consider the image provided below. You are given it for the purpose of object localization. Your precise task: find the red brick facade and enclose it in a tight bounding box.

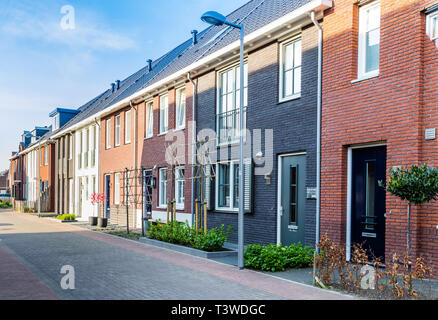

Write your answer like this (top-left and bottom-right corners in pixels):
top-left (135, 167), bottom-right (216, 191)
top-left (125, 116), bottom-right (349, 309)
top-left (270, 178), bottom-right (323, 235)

top-left (321, 0), bottom-right (438, 275)
top-left (99, 80), bottom-right (194, 225)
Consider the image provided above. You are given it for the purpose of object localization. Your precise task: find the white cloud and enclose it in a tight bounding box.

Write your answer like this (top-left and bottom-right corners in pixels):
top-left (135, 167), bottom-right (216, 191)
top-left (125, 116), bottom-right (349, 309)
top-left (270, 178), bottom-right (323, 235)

top-left (0, 3), bottom-right (136, 51)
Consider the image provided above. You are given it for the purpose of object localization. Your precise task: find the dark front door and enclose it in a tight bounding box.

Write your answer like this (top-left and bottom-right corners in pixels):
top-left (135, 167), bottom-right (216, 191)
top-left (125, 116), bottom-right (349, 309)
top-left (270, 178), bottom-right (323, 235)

top-left (280, 154), bottom-right (306, 246)
top-left (143, 170), bottom-right (153, 219)
top-left (351, 146), bottom-right (386, 261)
top-left (104, 175), bottom-right (111, 219)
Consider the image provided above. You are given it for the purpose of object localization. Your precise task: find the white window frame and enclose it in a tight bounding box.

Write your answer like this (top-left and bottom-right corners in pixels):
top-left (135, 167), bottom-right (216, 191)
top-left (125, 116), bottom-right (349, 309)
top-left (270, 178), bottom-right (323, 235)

top-left (426, 11), bottom-right (438, 41)
top-left (215, 160), bottom-right (239, 212)
top-left (216, 62), bottom-right (248, 146)
top-left (115, 115), bottom-right (121, 147)
top-left (175, 166), bottom-right (185, 209)
top-left (106, 119), bottom-right (111, 149)
top-left (279, 36), bottom-right (302, 102)
top-left (145, 101), bottom-right (154, 138)
top-left (159, 94), bottom-right (168, 134)
top-left (125, 110), bottom-right (131, 144)
top-left (357, 1), bottom-right (381, 80)
top-left (158, 168), bottom-right (167, 208)
top-left (68, 134), bottom-right (73, 160)
top-left (175, 88), bottom-right (186, 130)
top-left (44, 146), bottom-right (49, 165)
top-left (114, 173), bottom-right (120, 205)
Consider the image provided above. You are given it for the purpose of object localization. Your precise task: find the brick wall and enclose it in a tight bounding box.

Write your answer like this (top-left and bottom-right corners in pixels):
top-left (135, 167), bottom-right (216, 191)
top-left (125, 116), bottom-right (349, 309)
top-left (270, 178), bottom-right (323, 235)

top-left (321, 0), bottom-right (438, 275)
top-left (197, 23), bottom-right (319, 246)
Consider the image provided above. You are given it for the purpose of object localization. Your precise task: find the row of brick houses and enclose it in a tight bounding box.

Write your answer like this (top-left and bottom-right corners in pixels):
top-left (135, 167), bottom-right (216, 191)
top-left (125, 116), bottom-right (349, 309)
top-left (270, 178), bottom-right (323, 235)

top-left (9, 0), bottom-right (438, 276)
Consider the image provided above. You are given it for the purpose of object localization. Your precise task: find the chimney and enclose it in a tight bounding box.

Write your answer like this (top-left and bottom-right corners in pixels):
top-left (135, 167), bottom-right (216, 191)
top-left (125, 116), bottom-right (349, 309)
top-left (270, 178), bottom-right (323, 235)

top-left (147, 59), bottom-right (152, 72)
top-left (191, 30), bottom-right (198, 45)
top-left (111, 83), bottom-right (115, 92)
top-left (116, 80), bottom-right (120, 90)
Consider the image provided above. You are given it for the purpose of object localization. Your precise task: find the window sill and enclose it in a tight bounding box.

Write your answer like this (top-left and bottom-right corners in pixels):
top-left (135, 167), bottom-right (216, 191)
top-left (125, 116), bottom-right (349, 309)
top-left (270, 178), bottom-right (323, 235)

top-left (157, 205), bottom-right (167, 209)
top-left (157, 132), bottom-right (168, 137)
top-left (174, 127), bottom-right (185, 132)
top-left (278, 94), bottom-right (301, 104)
top-left (144, 135), bottom-right (153, 140)
top-left (352, 72), bottom-right (379, 84)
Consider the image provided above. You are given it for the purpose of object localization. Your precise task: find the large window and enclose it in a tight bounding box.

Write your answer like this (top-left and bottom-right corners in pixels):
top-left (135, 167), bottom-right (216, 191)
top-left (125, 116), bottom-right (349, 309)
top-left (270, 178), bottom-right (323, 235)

top-left (159, 95), bottom-right (168, 134)
top-left (175, 167), bottom-right (184, 209)
top-left (125, 110), bottom-right (131, 144)
top-left (217, 63), bottom-right (248, 145)
top-left (44, 146), bottom-right (49, 165)
top-left (358, 1), bottom-right (380, 78)
top-left (115, 115), bottom-right (121, 146)
top-left (114, 173), bottom-right (120, 205)
top-left (216, 161), bottom-right (239, 211)
top-left (426, 11), bottom-right (438, 41)
top-left (279, 37), bottom-right (302, 101)
top-left (159, 168), bottom-right (167, 207)
top-left (68, 134), bottom-right (73, 160)
top-left (145, 101), bottom-right (153, 138)
top-left (106, 119), bottom-right (111, 149)
top-left (176, 88), bottom-right (186, 130)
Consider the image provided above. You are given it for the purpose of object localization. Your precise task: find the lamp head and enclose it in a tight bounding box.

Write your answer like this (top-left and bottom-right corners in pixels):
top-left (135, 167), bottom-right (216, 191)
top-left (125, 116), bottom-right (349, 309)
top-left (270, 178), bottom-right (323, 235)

top-left (201, 11), bottom-right (227, 26)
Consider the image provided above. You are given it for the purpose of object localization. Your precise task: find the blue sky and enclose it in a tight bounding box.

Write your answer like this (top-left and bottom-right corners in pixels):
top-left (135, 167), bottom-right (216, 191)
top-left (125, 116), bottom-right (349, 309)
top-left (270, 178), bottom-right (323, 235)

top-left (0, 0), bottom-right (248, 171)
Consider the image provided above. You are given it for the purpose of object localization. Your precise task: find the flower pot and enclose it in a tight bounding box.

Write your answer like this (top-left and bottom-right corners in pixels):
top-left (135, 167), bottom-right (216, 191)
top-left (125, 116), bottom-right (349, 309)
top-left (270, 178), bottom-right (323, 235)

top-left (89, 216), bottom-right (98, 226)
top-left (97, 217), bottom-right (108, 228)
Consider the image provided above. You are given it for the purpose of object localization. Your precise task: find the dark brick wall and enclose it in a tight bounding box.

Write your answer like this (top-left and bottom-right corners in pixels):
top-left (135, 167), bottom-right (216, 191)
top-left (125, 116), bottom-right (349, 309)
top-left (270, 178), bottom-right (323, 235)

top-left (196, 23), bottom-right (319, 246)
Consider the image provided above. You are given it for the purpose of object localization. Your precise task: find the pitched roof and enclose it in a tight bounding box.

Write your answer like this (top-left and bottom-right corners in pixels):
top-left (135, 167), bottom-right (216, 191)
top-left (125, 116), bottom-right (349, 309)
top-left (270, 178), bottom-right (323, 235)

top-left (23, 0), bottom-right (316, 147)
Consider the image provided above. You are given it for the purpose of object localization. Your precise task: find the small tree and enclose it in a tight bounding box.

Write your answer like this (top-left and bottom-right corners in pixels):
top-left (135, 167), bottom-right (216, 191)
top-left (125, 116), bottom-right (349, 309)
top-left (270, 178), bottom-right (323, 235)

top-left (379, 164), bottom-right (438, 257)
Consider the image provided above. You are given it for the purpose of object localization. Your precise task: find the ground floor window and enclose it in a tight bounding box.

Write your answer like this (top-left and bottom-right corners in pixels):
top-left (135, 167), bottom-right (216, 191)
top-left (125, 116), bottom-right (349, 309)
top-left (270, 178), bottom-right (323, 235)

top-left (159, 168), bottom-right (167, 207)
top-left (216, 160), bottom-right (239, 211)
top-left (175, 167), bottom-right (184, 209)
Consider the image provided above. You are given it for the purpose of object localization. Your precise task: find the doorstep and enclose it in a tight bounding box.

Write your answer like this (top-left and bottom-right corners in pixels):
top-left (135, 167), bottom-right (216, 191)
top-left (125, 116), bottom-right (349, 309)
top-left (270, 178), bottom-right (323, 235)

top-left (139, 237), bottom-right (237, 259)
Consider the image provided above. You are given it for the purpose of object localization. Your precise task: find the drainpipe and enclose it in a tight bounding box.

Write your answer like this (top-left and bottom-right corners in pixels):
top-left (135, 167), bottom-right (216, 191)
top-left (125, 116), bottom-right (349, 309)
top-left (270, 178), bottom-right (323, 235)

top-left (310, 11), bottom-right (323, 286)
top-left (187, 72), bottom-right (197, 226)
top-left (130, 100), bottom-right (138, 228)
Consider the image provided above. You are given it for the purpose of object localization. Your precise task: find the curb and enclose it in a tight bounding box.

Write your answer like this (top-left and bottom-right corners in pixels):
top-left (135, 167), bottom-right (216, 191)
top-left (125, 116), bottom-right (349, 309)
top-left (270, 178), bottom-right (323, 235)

top-left (139, 237), bottom-right (237, 259)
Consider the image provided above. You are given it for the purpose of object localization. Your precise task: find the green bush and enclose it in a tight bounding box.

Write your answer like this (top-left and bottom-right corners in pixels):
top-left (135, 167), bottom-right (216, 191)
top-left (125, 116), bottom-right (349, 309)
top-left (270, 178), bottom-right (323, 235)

top-left (23, 206), bottom-right (30, 213)
top-left (56, 214), bottom-right (76, 221)
top-left (244, 243), bottom-right (314, 272)
top-left (0, 200), bottom-right (12, 209)
top-left (147, 220), bottom-right (232, 252)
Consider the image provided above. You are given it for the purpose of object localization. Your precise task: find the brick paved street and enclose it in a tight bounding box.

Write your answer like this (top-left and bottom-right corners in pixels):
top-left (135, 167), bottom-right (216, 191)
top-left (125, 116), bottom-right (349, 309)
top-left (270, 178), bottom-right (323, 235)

top-left (0, 210), bottom-right (354, 300)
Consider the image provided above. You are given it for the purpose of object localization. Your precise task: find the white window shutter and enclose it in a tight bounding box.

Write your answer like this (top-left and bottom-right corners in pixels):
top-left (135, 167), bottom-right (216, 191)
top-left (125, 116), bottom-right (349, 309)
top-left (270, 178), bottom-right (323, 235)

top-left (204, 164), bottom-right (213, 210)
top-left (243, 158), bottom-right (253, 213)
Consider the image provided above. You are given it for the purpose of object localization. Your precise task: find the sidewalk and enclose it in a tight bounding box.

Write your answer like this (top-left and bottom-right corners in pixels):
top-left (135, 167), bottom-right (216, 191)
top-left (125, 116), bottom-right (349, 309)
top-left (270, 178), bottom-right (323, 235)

top-left (0, 243), bottom-right (58, 300)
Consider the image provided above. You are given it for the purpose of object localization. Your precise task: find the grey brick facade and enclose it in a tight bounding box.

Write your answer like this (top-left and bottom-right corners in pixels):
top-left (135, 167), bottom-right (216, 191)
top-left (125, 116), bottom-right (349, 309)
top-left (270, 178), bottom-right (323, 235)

top-left (196, 23), bottom-right (319, 247)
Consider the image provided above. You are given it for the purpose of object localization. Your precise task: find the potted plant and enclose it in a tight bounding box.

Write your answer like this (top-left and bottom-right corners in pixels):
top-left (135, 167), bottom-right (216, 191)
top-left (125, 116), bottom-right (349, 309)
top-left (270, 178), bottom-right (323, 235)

top-left (91, 192), bottom-right (107, 227)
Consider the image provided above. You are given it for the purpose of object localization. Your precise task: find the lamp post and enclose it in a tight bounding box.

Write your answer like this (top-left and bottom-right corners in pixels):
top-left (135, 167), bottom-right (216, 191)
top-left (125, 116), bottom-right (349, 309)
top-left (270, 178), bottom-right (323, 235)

top-left (201, 11), bottom-right (245, 270)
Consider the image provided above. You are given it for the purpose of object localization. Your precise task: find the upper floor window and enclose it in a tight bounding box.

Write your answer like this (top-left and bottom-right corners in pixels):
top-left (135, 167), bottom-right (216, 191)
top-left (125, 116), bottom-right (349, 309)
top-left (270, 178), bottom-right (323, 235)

top-left (68, 135), bottom-right (73, 160)
top-left (217, 63), bottom-right (248, 145)
top-left (358, 1), bottom-right (380, 78)
top-left (106, 119), bottom-right (111, 149)
top-left (160, 95), bottom-right (168, 134)
top-left (145, 101), bottom-right (153, 138)
top-left (115, 115), bottom-right (121, 146)
top-left (176, 88), bottom-right (186, 130)
top-left (426, 11), bottom-right (438, 41)
top-left (279, 37), bottom-right (302, 101)
top-left (44, 147), bottom-right (49, 165)
top-left (125, 110), bottom-right (131, 144)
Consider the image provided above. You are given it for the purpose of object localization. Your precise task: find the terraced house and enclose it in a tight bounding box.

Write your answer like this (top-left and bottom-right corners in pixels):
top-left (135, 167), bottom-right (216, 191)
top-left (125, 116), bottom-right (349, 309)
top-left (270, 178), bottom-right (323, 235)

top-left (320, 0), bottom-right (438, 276)
top-left (8, 0), bottom-right (438, 279)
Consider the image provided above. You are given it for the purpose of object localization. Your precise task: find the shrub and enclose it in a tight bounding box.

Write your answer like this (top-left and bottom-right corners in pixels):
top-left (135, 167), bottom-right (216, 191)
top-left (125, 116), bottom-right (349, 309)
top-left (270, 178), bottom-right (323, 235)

top-left (244, 243), bottom-right (314, 272)
top-left (23, 206), bottom-right (30, 213)
top-left (56, 214), bottom-right (76, 221)
top-left (147, 220), bottom-right (231, 252)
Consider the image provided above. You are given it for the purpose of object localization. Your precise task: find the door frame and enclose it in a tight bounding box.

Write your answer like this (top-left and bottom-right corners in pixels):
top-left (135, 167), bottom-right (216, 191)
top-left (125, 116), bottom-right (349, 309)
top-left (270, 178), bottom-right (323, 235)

top-left (346, 142), bottom-right (386, 261)
top-left (277, 151), bottom-right (307, 245)
top-left (104, 174), bottom-right (111, 218)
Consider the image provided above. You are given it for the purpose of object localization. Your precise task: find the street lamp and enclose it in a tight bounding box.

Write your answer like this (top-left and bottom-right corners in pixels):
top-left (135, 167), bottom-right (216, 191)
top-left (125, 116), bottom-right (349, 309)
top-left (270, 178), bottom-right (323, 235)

top-left (201, 11), bottom-right (245, 270)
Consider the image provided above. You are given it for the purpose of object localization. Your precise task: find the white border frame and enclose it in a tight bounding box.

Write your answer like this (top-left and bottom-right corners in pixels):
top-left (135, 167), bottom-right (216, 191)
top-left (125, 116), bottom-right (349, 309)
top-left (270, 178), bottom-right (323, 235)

top-left (346, 142), bottom-right (386, 260)
top-left (215, 159), bottom-right (239, 212)
top-left (426, 11), bottom-right (438, 41)
top-left (276, 151), bottom-right (307, 244)
top-left (175, 87), bottom-right (186, 131)
top-left (144, 100), bottom-right (154, 139)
